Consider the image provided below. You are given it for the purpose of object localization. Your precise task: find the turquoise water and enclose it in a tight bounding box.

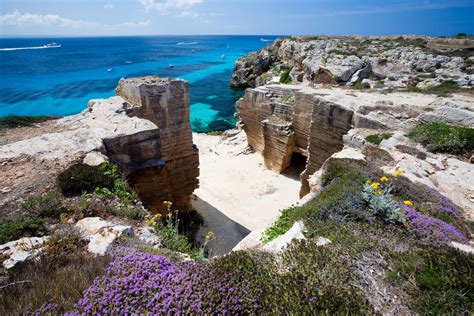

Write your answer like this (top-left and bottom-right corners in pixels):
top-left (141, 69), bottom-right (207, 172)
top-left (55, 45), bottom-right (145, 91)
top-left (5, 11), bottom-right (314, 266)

top-left (0, 36), bottom-right (277, 132)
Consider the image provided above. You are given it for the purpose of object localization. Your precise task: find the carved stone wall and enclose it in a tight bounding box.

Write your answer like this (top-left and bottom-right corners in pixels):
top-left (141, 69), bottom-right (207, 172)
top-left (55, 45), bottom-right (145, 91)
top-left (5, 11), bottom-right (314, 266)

top-left (237, 85), bottom-right (353, 197)
top-left (112, 77), bottom-right (200, 212)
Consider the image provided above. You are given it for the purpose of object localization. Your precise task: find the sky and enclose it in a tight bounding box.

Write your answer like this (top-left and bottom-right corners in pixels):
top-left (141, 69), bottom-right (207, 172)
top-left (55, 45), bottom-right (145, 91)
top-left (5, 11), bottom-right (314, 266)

top-left (0, 0), bottom-right (473, 36)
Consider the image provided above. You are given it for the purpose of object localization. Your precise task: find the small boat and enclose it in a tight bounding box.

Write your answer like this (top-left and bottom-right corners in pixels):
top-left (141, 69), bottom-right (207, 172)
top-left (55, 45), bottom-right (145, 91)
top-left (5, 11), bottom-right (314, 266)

top-left (44, 42), bottom-right (61, 48)
top-left (107, 68), bottom-right (114, 72)
top-left (221, 54), bottom-right (226, 59)
top-left (169, 64), bottom-right (174, 68)
top-left (124, 60), bottom-right (132, 64)
top-left (260, 38), bottom-right (270, 42)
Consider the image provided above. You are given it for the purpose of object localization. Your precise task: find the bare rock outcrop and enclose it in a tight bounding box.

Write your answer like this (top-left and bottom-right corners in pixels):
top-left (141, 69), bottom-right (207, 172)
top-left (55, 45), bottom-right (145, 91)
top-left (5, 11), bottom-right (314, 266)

top-left (0, 76), bottom-right (199, 219)
top-left (231, 35), bottom-right (474, 90)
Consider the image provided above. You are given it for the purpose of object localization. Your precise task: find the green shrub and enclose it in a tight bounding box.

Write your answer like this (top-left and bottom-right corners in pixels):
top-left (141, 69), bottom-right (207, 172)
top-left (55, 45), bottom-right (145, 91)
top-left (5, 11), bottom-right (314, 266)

top-left (408, 122), bottom-right (474, 155)
top-left (0, 217), bottom-right (46, 244)
top-left (365, 133), bottom-right (393, 145)
top-left (95, 163), bottom-right (137, 204)
top-left (214, 242), bottom-right (372, 314)
top-left (261, 206), bottom-right (295, 244)
top-left (262, 159), bottom-right (382, 240)
top-left (362, 182), bottom-right (404, 224)
top-left (351, 81), bottom-right (364, 90)
top-left (57, 164), bottom-right (114, 197)
top-left (149, 212), bottom-right (202, 260)
top-left (106, 205), bottom-right (147, 220)
top-left (0, 115), bottom-right (57, 129)
top-left (388, 247), bottom-right (473, 314)
top-left (279, 67), bottom-right (292, 84)
top-left (20, 191), bottom-right (68, 218)
top-left (427, 80), bottom-right (460, 96)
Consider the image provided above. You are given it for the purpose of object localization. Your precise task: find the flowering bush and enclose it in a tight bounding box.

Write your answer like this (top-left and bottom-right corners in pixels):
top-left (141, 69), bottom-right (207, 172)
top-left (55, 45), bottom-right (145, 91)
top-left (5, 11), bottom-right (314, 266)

top-left (68, 248), bottom-right (252, 315)
top-left (401, 204), bottom-right (468, 244)
top-left (362, 172), bottom-right (404, 224)
top-left (146, 202), bottom-right (209, 260)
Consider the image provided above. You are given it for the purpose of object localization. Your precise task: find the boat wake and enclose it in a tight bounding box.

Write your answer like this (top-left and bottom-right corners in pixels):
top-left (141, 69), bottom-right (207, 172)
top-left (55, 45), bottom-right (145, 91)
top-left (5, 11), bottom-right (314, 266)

top-left (0, 43), bottom-right (61, 52)
top-left (177, 41), bottom-right (198, 45)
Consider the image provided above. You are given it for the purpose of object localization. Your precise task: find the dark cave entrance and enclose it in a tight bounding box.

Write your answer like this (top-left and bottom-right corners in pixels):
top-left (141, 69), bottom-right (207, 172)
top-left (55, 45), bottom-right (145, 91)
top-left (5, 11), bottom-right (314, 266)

top-left (283, 152), bottom-right (307, 180)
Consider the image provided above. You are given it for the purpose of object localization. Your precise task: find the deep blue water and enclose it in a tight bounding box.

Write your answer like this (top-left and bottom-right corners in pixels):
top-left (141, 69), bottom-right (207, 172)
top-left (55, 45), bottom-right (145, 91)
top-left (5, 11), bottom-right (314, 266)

top-left (0, 36), bottom-right (278, 132)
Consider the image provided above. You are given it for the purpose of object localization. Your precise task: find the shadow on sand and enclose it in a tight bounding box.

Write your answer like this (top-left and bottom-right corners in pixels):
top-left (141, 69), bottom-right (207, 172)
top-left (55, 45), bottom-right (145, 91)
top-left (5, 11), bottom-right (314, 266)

top-left (192, 196), bottom-right (251, 257)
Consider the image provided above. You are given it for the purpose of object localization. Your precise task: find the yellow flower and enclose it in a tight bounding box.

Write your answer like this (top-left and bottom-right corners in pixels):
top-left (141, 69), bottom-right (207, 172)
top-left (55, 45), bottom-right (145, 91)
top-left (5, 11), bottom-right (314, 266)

top-left (205, 231), bottom-right (215, 241)
top-left (375, 189), bottom-right (382, 195)
top-left (380, 176), bottom-right (389, 182)
top-left (403, 200), bottom-right (413, 206)
top-left (370, 182), bottom-right (381, 190)
top-left (391, 169), bottom-right (404, 177)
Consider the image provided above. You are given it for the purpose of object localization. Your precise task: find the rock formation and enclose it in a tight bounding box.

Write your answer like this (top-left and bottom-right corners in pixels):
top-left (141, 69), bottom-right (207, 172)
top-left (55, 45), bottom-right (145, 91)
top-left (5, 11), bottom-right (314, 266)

top-left (113, 77), bottom-right (199, 212)
top-left (231, 35), bottom-right (474, 90)
top-left (0, 77), bottom-right (199, 218)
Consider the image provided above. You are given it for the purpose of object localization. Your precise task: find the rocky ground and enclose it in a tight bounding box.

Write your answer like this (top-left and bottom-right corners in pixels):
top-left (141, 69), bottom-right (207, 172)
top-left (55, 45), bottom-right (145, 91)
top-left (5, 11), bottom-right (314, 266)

top-left (231, 35), bottom-right (474, 92)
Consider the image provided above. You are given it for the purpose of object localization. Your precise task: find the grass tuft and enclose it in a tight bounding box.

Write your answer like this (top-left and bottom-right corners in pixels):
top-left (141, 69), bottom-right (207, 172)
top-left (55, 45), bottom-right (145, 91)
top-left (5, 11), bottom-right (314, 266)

top-left (408, 122), bottom-right (474, 155)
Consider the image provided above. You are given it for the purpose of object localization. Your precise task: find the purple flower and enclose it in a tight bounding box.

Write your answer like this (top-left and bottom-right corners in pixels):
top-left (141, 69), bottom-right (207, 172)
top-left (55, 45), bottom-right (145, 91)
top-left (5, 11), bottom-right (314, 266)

top-left (401, 204), bottom-right (468, 245)
top-left (61, 247), bottom-right (254, 315)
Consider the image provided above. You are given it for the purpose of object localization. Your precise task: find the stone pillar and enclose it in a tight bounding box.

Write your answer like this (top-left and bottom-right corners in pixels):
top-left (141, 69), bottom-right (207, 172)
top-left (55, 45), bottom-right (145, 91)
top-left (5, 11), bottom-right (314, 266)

top-left (109, 76), bottom-right (199, 213)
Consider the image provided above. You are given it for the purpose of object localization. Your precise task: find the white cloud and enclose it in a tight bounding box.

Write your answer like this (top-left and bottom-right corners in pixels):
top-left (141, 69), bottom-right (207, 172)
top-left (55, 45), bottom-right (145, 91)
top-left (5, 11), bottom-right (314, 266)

top-left (104, 3), bottom-right (115, 10)
top-left (178, 11), bottom-right (200, 18)
top-left (0, 10), bottom-right (152, 35)
top-left (139, 0), bottom-right (203, 15)
top-left (115, 19), bottom-right (152, 28)
top-left (0, 10), bottom-right (97, 28)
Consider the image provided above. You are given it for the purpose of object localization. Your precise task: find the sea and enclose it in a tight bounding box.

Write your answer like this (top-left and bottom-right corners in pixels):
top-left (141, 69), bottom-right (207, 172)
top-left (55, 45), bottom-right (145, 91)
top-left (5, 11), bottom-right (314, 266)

top-left (0, 36), bottom-right (278, 132)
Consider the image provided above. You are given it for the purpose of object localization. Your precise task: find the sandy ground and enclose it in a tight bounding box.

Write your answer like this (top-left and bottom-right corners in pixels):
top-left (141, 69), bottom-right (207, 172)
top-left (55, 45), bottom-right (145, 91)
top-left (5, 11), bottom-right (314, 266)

top-left (192, 131), bottom-right (302, 256)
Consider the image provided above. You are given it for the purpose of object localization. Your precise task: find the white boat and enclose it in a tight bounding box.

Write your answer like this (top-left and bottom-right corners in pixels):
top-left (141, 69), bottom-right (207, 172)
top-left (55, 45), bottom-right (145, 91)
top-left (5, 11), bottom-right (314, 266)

top-left (44, 42), bottom-right (61, 48)
top-left (107, 68), bottom-right (114, 72)
top-left (169, 64), bottom-right (174, 68)
top-left (124, 61), bottom-right (132, 64)
top-left (260, 38), bottom-right (270, 42)
top-left (221, 54), bottom-right (226, 59)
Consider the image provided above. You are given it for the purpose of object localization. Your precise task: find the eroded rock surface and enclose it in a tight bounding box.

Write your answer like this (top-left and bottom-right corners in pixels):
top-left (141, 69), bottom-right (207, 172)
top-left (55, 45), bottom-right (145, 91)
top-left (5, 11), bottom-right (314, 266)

top-left (231, 35), bottom-right (474, 90)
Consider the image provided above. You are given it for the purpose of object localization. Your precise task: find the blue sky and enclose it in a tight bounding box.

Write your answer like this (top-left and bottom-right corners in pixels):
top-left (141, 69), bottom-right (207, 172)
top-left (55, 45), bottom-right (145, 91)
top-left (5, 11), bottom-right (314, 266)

top-left (0, 0), bottom-right (473, 36)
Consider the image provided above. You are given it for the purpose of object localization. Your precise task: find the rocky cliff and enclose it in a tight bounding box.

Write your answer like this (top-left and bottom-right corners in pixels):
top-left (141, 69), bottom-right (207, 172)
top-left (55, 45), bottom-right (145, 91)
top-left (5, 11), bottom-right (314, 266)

top-left (231, 35), bottom-right (474, 90)
top-left (0, 77), bottom-right (199, 218)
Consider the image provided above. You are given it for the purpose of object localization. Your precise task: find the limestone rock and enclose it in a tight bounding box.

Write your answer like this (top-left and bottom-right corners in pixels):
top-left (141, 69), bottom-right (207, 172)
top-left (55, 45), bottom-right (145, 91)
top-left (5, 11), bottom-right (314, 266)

top-left (83, 151), bottom-right (108, 166)
top-left (231, 229), bottom-right (265, 252)
top-left (76, 217), bottom-right (133, 255)
top-left (136, 226), bottom-right (162, 248)
top-left (232, 36), bottom-right (474, 89)
top-left (115, 77), bottom-right (199, 212)
top-left (0, 236), bottom-right (49, 269)
top-left (451, 242), bottom-right (474, 254)
top-left (261, 221), bottom-right (306, 254)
